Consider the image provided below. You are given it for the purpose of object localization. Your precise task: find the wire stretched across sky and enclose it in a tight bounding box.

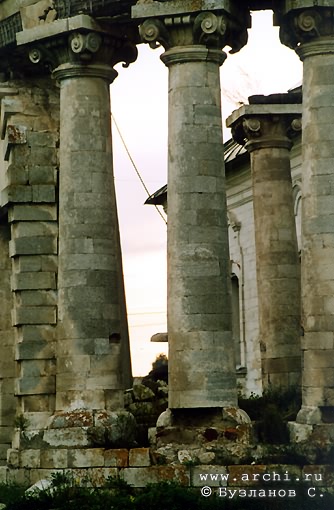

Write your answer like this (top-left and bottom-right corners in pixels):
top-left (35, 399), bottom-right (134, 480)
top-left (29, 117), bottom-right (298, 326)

top-left (111, 112), bottom-right (167, 226)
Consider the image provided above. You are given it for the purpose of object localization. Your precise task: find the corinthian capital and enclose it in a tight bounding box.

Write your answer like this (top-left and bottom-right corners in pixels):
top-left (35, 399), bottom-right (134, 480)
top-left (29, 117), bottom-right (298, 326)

top-left (139, 11), bottom-right (248, 52)
top-left (16, 15), bottom-right (138, 79)
top-left (277, 5), bottom-right (334, 52)
top-left (226, 95), bottom-right (302, 152)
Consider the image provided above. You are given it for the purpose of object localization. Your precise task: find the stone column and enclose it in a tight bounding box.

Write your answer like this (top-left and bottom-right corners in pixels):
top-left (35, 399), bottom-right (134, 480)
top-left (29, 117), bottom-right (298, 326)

top-left (23, 23), bottom-right (137, 414)
top-left (134, 3), bottom-right (250, 414)
top-left (54, 61), bottom-right (127, 411)
top-left (227, 95), bottom-right (302, 391)
top-left (278, 3), bottom-right (334, 432)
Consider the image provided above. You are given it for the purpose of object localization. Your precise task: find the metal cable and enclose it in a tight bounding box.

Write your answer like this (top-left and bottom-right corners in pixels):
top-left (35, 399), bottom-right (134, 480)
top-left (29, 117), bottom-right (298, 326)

top-left (111, 112), bottom-right (167, 226)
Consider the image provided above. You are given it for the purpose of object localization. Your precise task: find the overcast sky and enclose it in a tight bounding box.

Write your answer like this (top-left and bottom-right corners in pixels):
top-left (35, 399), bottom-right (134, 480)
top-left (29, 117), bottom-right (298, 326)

top-left (110, 10), bottom-right (303, 377)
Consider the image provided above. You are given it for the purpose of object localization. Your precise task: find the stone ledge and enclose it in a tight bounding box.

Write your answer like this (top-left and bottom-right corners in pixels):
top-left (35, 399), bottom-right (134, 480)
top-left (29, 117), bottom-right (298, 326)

top-left (16, 14), bottom-right (106, 45)
top-left (226, 103), bottom-right (302, 128)
top-left (131, 0), bottom-right (249, 20)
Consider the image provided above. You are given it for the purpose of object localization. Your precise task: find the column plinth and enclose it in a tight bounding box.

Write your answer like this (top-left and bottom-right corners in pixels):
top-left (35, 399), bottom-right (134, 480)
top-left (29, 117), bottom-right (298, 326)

top-left (227, 98), bottom-right (302, 392)
top-left (279, 3), bottom-right (334, 435)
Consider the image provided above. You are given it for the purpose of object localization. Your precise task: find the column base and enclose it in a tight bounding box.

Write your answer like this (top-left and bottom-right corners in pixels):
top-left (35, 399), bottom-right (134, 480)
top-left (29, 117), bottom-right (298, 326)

top-left (11, 409), bottom-right (137, 452)
top-left (148, 407), bottom-right (256, 466)
top-left (289, 406), bottom-right (334, 454)
top-left (150, 407), bottom-right (252, 452)
top-left (296, 405), bottom-right (334, 426)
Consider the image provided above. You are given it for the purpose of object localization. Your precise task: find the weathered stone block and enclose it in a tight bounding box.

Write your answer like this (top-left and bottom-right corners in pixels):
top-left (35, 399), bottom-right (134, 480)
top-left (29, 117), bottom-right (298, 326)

top-left (129, 448), bottom-right (151, 467)
top-left (16, 290), bottom-right (57, 307)
top-left (121, 465), bottom-right (190, 488)
top-left (8, 204), bottom-right (57, 222)
top-left (9, 236), bottom-right (57, 256)
top-left (32, 185), bottom-right (55, 202)
top-left (20, 449), bottom-right (40, 469)
top-left (304, 350), bottom-right (334, 369)
top-left (13, 255), bottom-right (42, 272)
top-left (68, 448), bottom-right (105, 468)
top-left (0, 358), bottom-right (15, 378)
top-left (289, 422), bottom-right (313, 443)
top-left (86, 375), bottom-right (120, 390)
top-left (43, 428), bottom-right (90, 448)
top-left (0, 393), bottom-right (16, 416)
top-left (29, 147), bottom-right (57, 166)
top-left (5, 164), bottom-right (28, 185)
top-left (40, 449), bottom-right (68, 469)
top-left (1, 184), bottom-right (32, 205)
top-left (15, 375), bottom-right (55, 395)
top-left (57, 355), bottom-right (90, 376)
top-left (18, 324), bottom-right (55, 343)
top-left (104, 449), bottom-right (128, 468)
top-left (0, 427), bottom-right (14, 444)
top-left (90, 354), bottom-right (121, 374)
top-left (12, 305), bottom-right (57, 325)
top-left (41, 255), bottom-right (58, 272)
top-left (6, 467), bottom-right (30, 486)
top-left (55, 389), bottom-right (107, 412)
top-left (70, 467), bottom-right (118, 486)
top-left (23, 395), bottom-right (54, 413)
top-left (28, 166), bottom-right (58, 185)
top-left (20, 359), bottom-right (55, 379)
top-left (11, 272), bottom-right (56, 290)
top-left (12, 221), bottom-right (57, 238)
top-left (27, 131), bottom-right (57, 148)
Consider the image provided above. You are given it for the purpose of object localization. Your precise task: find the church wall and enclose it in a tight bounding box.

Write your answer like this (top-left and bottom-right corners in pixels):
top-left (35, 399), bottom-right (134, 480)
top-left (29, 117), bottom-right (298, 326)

top-left (226, 135), bottom-right (302, 395)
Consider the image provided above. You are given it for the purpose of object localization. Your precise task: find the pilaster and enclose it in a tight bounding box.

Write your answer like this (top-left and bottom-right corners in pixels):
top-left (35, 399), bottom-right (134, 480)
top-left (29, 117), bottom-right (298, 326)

top-left (278, 2), bottom-right (334, 435)
top-left (227, 95), bottom-right (302, 392)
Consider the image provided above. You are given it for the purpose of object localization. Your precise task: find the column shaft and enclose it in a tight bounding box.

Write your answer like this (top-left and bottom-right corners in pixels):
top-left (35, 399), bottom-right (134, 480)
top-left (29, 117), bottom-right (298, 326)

top-left (278, 3), bottom-right (334, 428)
top-left (164, 47), bottom-right (237, 409)
top-left (298, 48), bottom-right (334, 418)
top-left (251, 145), bottom-right (301, 389)
top-left (56, 65), bottom-right (131, 411)
top-left (227, 103), bottom-right (302, 392)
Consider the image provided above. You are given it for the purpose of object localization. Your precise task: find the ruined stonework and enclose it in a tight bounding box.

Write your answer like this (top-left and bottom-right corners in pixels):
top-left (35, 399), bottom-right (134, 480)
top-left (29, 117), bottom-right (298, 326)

top-left (0, 217), bottom-right (15, 466)
top-left (0, 0), bottom-right (332, 491)
top-left (0, 78), bottom-right (60, 462)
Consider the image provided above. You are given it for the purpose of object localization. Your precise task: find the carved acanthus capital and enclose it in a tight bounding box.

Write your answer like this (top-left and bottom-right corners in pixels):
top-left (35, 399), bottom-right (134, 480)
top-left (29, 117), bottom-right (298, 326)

top-left (230, 114), bottom-right (302, 152)
top-left (25, 29), bottom-right (138, 81)
top-left (278, 6), bottom-right (334, 54)
top-left (139, 10), bottom-right (248, 53)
